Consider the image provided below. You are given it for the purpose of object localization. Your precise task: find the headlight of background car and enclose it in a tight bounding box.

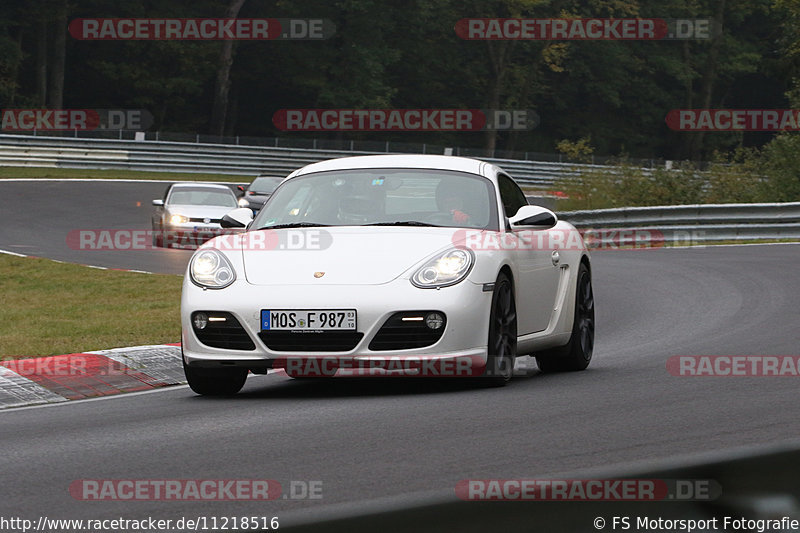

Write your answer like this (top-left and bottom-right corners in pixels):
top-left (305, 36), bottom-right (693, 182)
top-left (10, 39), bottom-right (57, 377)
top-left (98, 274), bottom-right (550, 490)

top-left (190, 249), bottom-right (236, 289)
top-left (170, 214), bottom-right (189, 225)
top-left (411, 248), bottom-right (474, 288)
top-left (238, 198), bottom-right (250, 208)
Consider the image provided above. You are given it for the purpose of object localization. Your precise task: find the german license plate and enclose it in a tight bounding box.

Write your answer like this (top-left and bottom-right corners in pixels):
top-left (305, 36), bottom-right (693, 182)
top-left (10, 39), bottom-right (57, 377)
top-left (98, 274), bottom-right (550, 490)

top-left (261, 309), bottom-right (356, 331)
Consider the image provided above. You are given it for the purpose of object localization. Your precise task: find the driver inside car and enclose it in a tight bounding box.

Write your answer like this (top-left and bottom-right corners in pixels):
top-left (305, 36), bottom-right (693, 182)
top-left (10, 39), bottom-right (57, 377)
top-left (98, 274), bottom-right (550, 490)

top-left (436, 180), bottom-right (471, 224)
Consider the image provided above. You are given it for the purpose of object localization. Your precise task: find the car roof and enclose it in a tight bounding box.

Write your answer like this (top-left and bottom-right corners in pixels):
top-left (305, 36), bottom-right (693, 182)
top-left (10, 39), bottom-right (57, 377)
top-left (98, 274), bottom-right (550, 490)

top-left (169, 182), bottom-right (232, 190)
top-left (289, 154), bottom-right (490, 178)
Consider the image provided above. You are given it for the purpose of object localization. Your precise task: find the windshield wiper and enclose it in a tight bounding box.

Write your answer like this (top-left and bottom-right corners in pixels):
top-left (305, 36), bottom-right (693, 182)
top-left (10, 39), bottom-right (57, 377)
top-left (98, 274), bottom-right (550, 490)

top-left (363, 221), bottom-right (439, 227)
top-left (258, 222), bottom-right (332, 230)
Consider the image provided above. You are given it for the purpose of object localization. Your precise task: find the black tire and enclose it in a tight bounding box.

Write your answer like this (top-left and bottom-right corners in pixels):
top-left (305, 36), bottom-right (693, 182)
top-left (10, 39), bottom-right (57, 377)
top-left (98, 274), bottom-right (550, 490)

top-left (484, 272), bottom-right (517, 386)
top-left (183, 358), bottom-right (247, 396)
top-left (151, 228), bottom-right (163, 248)
top-left (536, 262), bottom-right (594, 372)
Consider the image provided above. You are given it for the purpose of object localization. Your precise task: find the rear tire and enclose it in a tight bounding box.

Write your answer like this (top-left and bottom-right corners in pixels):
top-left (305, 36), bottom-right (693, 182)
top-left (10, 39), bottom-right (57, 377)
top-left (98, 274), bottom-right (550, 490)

top-left (183, 358), bottom-right (247, 396)
top-left (484, 272), bottom-right (517, 386)
top-left (536, 262), bottom-right (594, 372)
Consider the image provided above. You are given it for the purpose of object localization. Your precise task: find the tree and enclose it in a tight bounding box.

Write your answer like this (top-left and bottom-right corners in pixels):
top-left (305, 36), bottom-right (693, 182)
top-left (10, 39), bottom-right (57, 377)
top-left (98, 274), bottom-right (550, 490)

top-left (209, 0), bottom-right (246, 136)
top-left (46, 0), bottom-right (67, 109)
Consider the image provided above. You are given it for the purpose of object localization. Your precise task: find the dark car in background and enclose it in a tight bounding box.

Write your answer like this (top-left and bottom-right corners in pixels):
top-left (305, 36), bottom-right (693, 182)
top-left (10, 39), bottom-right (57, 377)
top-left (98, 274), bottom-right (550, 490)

top-left (237, 175), bottom-right (284, 214)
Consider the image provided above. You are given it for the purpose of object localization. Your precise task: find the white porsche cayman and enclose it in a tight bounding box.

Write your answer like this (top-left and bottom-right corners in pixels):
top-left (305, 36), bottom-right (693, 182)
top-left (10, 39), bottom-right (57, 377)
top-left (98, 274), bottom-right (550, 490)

top-left (181, 154), bottom-right (594, 395)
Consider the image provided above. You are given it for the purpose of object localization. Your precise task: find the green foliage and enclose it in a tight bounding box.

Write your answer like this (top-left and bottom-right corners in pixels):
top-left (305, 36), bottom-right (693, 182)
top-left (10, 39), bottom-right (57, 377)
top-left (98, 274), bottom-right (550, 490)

top-left (760, 134), bottom-right (800, 200)
top-left (705, 148), bottom-right (770, 203)
top-left (556, 137), bottom-right (594, 162)
top-left (556, 135), bottom-right (800, 209)
top-left (0, 0), bottom-right (798, 163)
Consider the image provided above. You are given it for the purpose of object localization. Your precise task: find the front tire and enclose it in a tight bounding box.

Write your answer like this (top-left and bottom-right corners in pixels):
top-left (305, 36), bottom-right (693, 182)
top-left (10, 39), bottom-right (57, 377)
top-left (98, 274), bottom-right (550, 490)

top-left (183, 358), bottom-right (247, 396)
top-left (536, 262), bottom-right (594, 372)
top-left (484, 272), bottom-right (517, 386)
top-left (151, 227), bottom-right (164, 247)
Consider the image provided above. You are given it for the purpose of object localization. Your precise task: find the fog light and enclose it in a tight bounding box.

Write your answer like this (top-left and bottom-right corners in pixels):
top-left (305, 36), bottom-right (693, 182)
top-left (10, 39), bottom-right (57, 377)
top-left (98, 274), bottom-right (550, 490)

top-left (425, 312), bottom-right (444, 330)
top-left (215, 268), bottom-right (232, 285)
top-left (420, 267), bottom-right (439, 283)
top-left (193, 312), bottom-right (209, 330)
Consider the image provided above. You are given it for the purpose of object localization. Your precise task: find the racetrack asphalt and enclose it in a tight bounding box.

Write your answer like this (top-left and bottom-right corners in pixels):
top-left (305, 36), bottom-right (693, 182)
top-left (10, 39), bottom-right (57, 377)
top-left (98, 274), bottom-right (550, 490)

top-left (0, 180), bottom-right (235, 274)
top-left (1, 180), bottom-right (799, 527)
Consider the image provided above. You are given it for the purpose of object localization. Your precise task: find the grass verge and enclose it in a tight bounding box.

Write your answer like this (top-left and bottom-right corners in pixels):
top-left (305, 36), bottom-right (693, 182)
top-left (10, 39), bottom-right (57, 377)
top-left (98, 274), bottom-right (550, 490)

top-left (0, 166), bottom-right (253, 182)
top-left (0, 254), bottom-right (182, 359)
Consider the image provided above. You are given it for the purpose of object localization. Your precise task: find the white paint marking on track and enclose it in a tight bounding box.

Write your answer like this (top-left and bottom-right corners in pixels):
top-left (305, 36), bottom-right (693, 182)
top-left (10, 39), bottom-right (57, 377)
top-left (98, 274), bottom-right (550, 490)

top-left (0, 248), bottom-right (158, 275)
top-left (0, 383), bottom-right (192, 413)
top-left (0, 249), bottom-right (27, 257)
top-left (0, 371), bottom-right (282, 414)
top-left (0, 367), bottom-right (68, 409)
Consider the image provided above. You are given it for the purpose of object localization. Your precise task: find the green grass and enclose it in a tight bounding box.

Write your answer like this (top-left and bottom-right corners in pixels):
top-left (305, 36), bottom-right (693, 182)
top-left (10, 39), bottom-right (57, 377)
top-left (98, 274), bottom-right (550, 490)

top-left (0, 254), bottom-right (182, 359)
top-left (0, 166), bottom-right (253, 181)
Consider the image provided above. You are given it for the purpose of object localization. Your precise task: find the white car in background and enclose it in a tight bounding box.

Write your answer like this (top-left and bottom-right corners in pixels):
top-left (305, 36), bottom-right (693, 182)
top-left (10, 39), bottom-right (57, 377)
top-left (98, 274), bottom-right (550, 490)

top-left (151, 183), bottom-right (239, 247)
top-left (180, 155), bottom-right (594, 395)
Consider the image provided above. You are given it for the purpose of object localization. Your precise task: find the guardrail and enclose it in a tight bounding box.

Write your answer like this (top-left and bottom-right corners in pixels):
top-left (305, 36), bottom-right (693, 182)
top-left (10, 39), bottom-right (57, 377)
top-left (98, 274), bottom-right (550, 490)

top-left (6, 129), bottom-right (672, 167)
top-left (281, 440), bottom-right (800, 532)
top-left (0, 133), bottom-right (793, 243)
top-left (558, 202), bottom-right (800, 244)
top-left (0, 133), bottom-right (614, 187)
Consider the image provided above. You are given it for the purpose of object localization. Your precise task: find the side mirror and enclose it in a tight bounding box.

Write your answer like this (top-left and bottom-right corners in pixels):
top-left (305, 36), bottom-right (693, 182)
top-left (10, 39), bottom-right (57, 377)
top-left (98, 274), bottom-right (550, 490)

top-left (509, 205), bottom-right (558, 229)
top-left (220, 207), bottom-right (254, 228)
top-left (152, 199), bottom-right (164, 207)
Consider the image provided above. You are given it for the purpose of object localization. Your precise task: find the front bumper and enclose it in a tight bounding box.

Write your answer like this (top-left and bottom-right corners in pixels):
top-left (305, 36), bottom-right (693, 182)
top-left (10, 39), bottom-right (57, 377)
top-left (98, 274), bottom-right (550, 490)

top-left (162, 223), bottom-right (224, 247)
top-left (181, 277), bottom-right (493, 374)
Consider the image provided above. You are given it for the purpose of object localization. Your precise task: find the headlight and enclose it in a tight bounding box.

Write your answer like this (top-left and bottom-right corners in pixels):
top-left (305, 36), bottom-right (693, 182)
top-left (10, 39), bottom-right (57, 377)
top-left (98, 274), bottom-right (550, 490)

top-left (238, 198), bottom-right (250, 208)
top-left (190, 249), bottom-right (236, 289)
top-left (170, 214), bottom-right (189, 225)
top-left (411, 248), bottom-right (474, 288)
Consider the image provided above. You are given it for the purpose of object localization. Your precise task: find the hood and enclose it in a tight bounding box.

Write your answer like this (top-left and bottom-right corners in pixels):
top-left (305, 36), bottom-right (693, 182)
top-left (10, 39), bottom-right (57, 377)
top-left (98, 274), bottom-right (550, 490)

top-left (241, 226), bottom-right (463, 285)
top-left (167, 205), bottom-right (237, 220)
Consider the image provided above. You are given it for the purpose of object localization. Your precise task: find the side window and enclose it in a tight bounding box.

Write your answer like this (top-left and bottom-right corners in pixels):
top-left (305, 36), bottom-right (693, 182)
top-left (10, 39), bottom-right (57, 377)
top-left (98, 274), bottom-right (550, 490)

top-left (497, 174), bottom-right (527, 217)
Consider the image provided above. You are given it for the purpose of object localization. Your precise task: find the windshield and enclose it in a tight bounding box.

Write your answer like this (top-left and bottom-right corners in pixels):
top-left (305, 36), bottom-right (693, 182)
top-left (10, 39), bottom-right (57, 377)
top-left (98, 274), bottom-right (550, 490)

top-left (252, 169), bottom-right (498, 230)
top-left (248, 177), bottom-right (283, 195)
top-left (167, 187), bottom-right (237, 207)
